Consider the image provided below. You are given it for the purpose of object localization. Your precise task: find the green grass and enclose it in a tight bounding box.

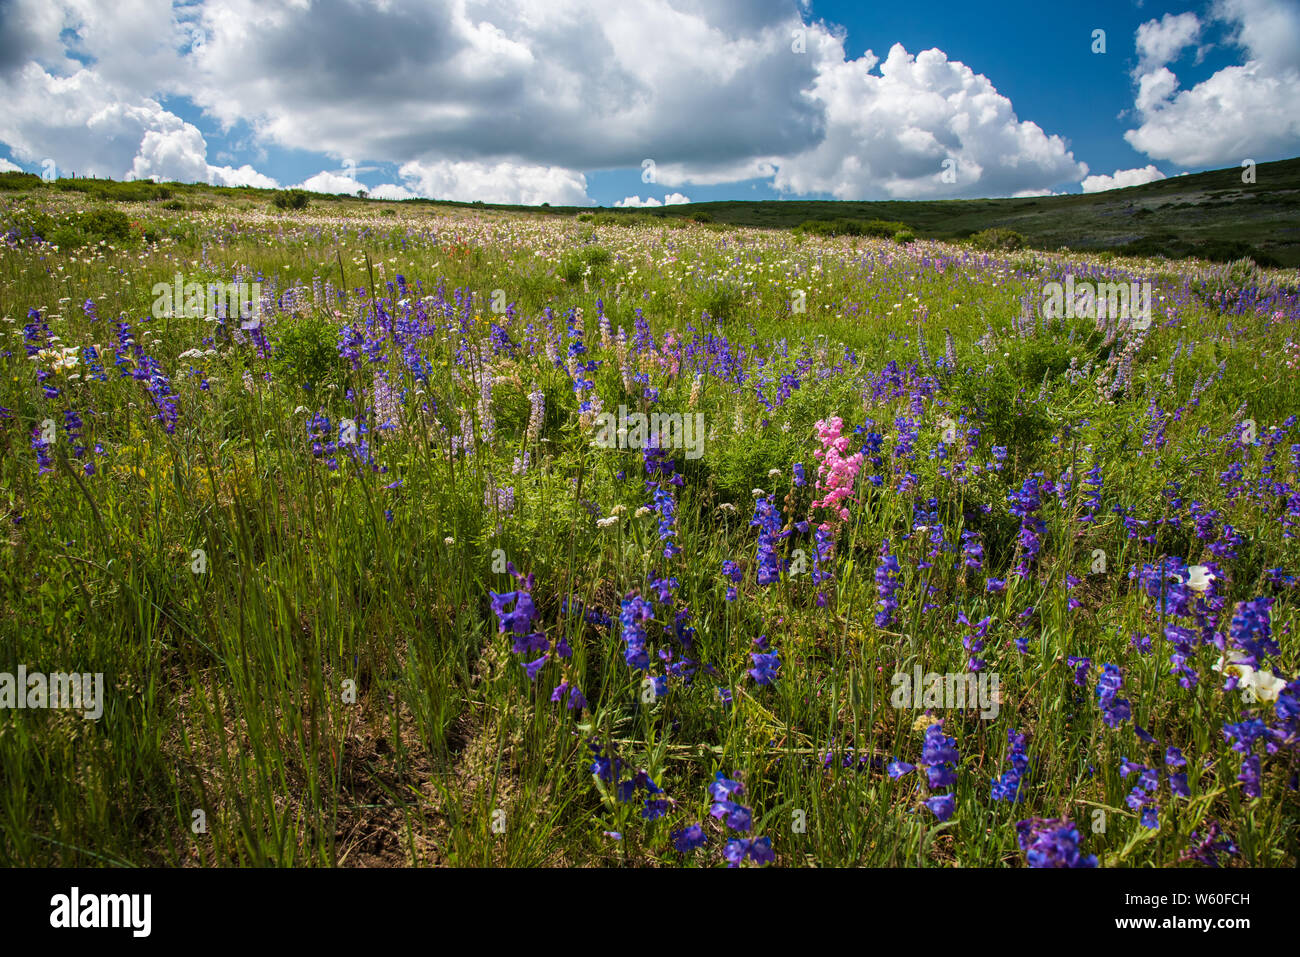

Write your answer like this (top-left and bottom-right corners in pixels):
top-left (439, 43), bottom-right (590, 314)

top-left (0, 190), bottom-right (1297, 867)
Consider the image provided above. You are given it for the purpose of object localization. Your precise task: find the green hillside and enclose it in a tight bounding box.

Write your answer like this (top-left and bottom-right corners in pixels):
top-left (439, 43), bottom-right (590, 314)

top-left (3, 155), bottom-right (1299, 266)
top-left (682, 157), bottom-right (1300, 266)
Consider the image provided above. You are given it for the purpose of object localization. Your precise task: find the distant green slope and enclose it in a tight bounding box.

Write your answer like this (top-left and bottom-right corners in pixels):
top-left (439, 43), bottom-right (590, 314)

top-left (3, 156), bottom-right (1298, 265)
top-left (630, 157), bottom-right (1300, 267)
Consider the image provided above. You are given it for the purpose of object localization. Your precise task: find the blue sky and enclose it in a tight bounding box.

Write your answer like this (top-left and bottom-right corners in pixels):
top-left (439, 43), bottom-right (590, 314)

top-left (1, 0), bottom-right (1296, 206)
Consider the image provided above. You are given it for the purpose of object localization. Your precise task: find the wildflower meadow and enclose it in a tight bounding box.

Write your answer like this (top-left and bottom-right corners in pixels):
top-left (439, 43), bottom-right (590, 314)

top-left (1, 188), bottom-right (1297, 871)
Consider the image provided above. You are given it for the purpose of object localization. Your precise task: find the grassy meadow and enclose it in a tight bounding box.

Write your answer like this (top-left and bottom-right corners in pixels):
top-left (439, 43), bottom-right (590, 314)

top-left (0, 182), bottom-right (1297, 867)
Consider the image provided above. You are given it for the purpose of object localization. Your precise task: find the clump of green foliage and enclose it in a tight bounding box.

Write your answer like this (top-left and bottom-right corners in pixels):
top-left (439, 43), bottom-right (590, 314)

top-left (271, 189), bottom-right (311, 211)
top-left (968, 228), bottom-right (1026, 252)
top-left (1117, 232), bottom-right (1281, 267)
top-left (271, 314), bottom-right (348, 391)
top-left (558, 244), bottom-right (614, 284)
top-left (5, 205), bottom-right (136, 248)
top-left (587, 210), bottom-right (689, 228)
top-left (798, 218), bottom-right (909, 238)
top-left (0, 171), bottom-right (41, 190)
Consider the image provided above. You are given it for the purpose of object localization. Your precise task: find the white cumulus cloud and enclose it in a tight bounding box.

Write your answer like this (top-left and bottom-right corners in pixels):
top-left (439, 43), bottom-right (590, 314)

top-left (394, 159), bottom-right (590, 205)
top-left (127, 113), bottom-right (278, 187)
top-left (1135, 12), bottom-right (1202, 70)
top-left (0, 56), bottom-right (278, 186)
top-left (296, 170), bottom-right (415, 200)
top-left (770, 41), bottom-right (1086, 200)
top-left (1081, 165), bottom-right (1167, 193)
top-left (295, 171), bottom-right (367, 195)
top-left (1125, 0), bottom-right (1300, 167)
top-left (367, 182), bottom-right (416, 201)
top-left (0, 0), bottom-right (1114, 202)
top-left (614, 192), bottom-right (691, 207)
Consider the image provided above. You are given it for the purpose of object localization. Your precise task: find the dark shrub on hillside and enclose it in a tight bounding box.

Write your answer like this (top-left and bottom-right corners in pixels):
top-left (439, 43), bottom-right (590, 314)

top-left (78, 208), bottom-right (132, 243)
top-left (0, 171), bottom-right (41, 190)
top-left (1189, 240), bottom-right (1280, 267)
top-left (799, 218), bottom-right (909, 238)
top-left (968, 228), bottom-right (1025, 252)
top-left (1116, 233), bottom-right (1280, 266)
top-left (589, 211), bottom-right (684, 228)
top-left (271, 189), bottom-right (310, 210)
